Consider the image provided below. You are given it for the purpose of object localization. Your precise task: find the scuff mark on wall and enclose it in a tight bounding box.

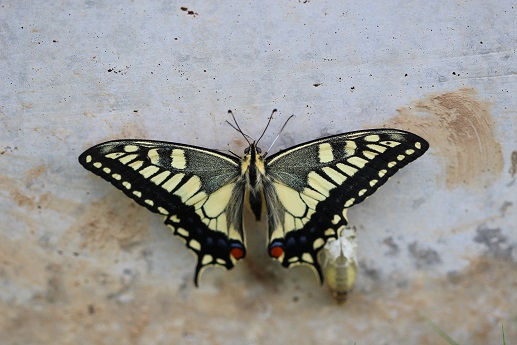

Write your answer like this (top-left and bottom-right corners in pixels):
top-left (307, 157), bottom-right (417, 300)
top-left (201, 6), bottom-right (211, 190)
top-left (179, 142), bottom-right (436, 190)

top-left (510, 151), bottom-right (517, 177)
top-left (408, 241), bottom-right (442, 268)
top-left (383, 88), bottom-right (503, 190)
top-left (473, 226), bottom-right (514, 260)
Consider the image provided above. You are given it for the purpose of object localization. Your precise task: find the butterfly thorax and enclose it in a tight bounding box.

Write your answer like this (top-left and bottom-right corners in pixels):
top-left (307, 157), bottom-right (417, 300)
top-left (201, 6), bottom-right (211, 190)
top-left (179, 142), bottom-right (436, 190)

top-left (241, 142), bottom-right (266, 221)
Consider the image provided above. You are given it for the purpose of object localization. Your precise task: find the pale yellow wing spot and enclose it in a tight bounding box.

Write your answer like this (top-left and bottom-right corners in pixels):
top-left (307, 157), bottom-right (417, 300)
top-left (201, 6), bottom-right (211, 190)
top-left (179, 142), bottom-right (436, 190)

top-left (318, 143), bottom-right (334, 163)
top-left (187, 191), bottom-right (208, 207)
top-left (162, 173), bottom-right (185, 192)
top-left (201, 254), bottom-right (214, 265)
top-left (347, 156), bottom-right (368, 169)
top-left (302, 187), bottom-right (326, 202)
top-left (169, 215), bottom-right (180, 223)
top-left (103, 167), bottom-right (111, 174)
top-left (157, 207), bottom-right (169, 215)
top-left (93, 162), bottom-right (102, 168)
top-left (344, 198), bottom-right (355, 208)
top-left (171, 149), bottom-right (187, 169)
top-left (128, 160), bottom-right (144, 170)
top-left (307, 171), bottom-right (336, 197)
top-left (202, 183), bottom-right (233, 217)
top-left (139, 165), bottom-right (160, 178)
top-left (364, 134), bottom-right (380, 142)
top-left (336, 163), bottom-right (358, 176)
top-left (366, 144), bottom-right (387, 153)
top-left (284, 214), bottom-right (296, 232)
top-left (313, 238), bottom-right (325, 250)
top-left (324, 228), bottom-right (335, 236)
top-left (362, 150), bottom-right (378, 159)
top-left (112, 173), bottom-right (121, 180)
top-left (274, 182), bottom-right (307, 217)
top-left (106, 152), bottom-right (125, 159)
top-left (322, 167), bottom-right (347, 184)
top-left (151, 171), bottom-right (171, 185)
top-left (300, 192), bottom-right (319, 210)
top-left (189, 239), bottom-right (201, 251)
top-left (216, 213), bottom-right (228, 232)
top-left (177, 227), bottom-right (189, 237)
top-left (148, 148), bottom-right (160, 165)
top-left (302, 253), bottom-right (314, 263)
top-left (124, 145), bottom-right (139, 152)
top-left (174, 175), bottom-right (202, 202)
top-left (344, 140), bottom-right (357, 151)
top-left (119, 154), bottom-right (138, 164)
top-left (305, 208), bottom-right (315, 220)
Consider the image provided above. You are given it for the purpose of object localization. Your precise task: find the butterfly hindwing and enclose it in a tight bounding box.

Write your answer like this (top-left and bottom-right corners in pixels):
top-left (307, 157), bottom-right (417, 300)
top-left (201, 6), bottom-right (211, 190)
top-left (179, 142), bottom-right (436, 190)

top-left (78, 140), bottom-right (246, 285)
top-left (264, 129), bottom-right (429, 280)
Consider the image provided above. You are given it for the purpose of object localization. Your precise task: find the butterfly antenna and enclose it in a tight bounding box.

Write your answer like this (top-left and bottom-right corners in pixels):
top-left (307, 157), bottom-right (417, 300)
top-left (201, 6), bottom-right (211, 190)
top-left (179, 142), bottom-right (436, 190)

top-left (227, 150), bottom-right (240, 158)
top-left (256, 109), bottom-right (277, 146)
top-left (264, 114), bottom-right (294, 156)
top-left (227, 110), bottom-right (251, 145)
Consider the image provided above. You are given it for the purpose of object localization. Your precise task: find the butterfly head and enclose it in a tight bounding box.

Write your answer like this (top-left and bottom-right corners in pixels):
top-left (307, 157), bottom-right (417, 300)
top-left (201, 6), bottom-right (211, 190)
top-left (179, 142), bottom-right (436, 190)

top-left (242, 142), bottom-right (266, 180)
top-left (243, 142), bottom-right (263, 157)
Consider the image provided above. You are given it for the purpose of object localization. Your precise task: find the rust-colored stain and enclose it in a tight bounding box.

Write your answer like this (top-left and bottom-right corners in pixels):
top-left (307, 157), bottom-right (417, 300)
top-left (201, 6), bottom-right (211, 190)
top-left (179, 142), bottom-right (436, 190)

top-left (0, 253), bottom-right (514, 344)
top-left (0, 164), bottom-right (49, 210)
top-left (63, 193), bottom-right (151, 251)
top-left (384, 88), bottom-right (503, 189)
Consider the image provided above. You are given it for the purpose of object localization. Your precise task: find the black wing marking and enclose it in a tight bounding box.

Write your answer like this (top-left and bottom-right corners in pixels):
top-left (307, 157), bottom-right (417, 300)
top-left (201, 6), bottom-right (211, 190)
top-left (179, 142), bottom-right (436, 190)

top-left (78, 140), bottom-right (245, 286)
top-left (264, 129), bottom-right (429, 281)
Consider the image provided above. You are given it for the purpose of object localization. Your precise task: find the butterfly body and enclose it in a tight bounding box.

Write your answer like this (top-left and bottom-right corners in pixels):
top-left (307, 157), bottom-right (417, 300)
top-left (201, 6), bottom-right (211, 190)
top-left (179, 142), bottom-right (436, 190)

top-left (79, 122), bottom-right (428, 286)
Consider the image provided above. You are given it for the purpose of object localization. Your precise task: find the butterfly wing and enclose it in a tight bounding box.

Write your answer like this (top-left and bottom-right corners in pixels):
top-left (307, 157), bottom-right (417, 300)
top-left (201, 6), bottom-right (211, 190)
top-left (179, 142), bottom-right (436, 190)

top-left (264, 129), bottom-right (429, 281)
top-left (78, 140), bottom-right (245, 286)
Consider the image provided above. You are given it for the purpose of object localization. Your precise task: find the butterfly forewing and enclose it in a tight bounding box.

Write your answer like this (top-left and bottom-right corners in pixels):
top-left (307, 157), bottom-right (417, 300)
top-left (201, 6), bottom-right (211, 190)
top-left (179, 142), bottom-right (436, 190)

top-left (78, 140), bottom-right (246, 286)
top-left (264, 129), bottom-right (429, 280)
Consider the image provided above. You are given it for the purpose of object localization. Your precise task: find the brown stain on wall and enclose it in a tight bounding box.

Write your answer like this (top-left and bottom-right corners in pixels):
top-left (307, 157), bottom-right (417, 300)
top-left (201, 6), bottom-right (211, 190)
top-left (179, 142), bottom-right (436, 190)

top-left (1, 254), bottom-right (515, 344)
top-left (62, 193), bottom-right (151, 251)
top-left (384, 88), bottom-right (503, 189)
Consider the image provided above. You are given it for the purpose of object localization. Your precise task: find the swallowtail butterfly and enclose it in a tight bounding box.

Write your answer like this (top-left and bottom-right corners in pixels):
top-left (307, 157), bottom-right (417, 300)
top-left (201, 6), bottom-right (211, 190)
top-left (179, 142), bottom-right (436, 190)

top-left (321, 227), bottom-right (358, 301)
top-left (78, 110), bottom-right (428, 286)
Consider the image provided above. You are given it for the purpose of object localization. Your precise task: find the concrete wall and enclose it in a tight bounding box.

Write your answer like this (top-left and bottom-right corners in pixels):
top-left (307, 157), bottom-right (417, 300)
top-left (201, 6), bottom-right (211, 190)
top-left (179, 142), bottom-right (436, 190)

top-left (1, 1), bottom-right (516, 344)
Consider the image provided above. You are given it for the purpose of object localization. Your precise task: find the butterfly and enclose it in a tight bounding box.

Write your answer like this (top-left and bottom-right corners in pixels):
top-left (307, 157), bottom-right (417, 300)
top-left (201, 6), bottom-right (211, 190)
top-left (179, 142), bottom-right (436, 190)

top-left (78, 110), bottom-right (429, 286)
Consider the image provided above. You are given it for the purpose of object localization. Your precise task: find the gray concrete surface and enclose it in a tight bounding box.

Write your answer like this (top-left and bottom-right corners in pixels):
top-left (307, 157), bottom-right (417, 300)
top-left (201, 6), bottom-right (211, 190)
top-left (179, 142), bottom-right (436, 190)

top-left (1, 1), bottom-right (516, 344)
